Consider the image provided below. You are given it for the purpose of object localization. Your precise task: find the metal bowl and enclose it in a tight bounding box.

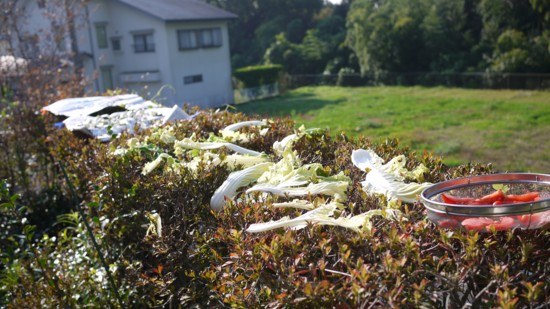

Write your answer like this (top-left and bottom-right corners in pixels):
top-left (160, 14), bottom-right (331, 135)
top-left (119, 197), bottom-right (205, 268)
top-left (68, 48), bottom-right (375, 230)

top-left (420, 173), bottom-right (550, 231)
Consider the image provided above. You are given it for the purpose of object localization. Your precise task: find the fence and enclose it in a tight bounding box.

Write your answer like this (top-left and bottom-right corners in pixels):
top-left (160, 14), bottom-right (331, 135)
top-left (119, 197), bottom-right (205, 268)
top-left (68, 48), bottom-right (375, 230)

top-left (234, 83), bottom-right (279, 104)
top-left (287, 72), bottom-right (550, 90)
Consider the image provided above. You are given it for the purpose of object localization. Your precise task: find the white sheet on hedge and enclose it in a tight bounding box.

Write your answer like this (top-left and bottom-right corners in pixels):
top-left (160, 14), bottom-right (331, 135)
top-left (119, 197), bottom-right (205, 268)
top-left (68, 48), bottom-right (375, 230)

top-left (42, 94), bottom-right (160, 118)
top-left (42, 94), bottom-right (194, 141)
top-left (0, 55), bottom-right (28, 76)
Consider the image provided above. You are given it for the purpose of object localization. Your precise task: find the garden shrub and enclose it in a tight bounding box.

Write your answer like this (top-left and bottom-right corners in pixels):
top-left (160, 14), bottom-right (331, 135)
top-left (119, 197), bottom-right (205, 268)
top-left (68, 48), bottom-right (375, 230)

top-left (234, 64), bottom-right (283, 88)
top-left (1, 106), bottom-right (549, 308)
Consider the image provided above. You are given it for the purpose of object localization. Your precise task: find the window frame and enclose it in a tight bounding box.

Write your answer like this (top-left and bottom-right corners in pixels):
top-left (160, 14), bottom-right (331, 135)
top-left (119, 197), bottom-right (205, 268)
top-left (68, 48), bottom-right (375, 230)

top-left (200, 28), bottom-right (222, 48)
top-left (132, 30), bottom-right (155, 53)
top-left (111, 36), bottom-right (122, 52)
top-left (177, 30), bottom-right (199, 50)
top-left (183, 74), bottom-right (203, 85)
top-left (95, 23), bottom-right (108, 49)
top-left (177, 27), bottom-right (223, 50)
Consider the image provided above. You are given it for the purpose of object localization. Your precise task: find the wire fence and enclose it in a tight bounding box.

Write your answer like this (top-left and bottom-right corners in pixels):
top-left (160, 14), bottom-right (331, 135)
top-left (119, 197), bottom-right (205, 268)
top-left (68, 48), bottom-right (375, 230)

top-left (286, 72), bottom-right (550, 90)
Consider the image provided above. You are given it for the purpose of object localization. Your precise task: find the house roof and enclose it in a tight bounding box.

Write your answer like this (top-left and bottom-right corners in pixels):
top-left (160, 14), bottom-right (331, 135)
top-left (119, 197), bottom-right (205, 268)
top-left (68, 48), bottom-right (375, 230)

top-left (115, 0), bottom-right (237, 22)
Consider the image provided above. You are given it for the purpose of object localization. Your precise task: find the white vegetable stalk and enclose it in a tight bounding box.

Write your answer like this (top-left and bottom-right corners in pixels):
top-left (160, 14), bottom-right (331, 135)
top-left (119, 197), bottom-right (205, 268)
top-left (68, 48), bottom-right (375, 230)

top-left (222, 120), bottom-right (266, 132)
top-left (223, 154), bottom-right (269, 169)
top-left (220, 120), bottom-right (267, 143)
top-left (145, 212), bottom-right (162, 237)
top-left (272, 126), bottom-right (320, 155)
top-left (246, 203), bottom-right (338, 233)
top-left (351, 149), bottom-right (432, 203)
top-left (246, 202), bottom-right (401, 233)
top-left (210, 162), bottom-right (274, 211)
top-left (273, 133), bottom-right (299, 155)
top-left (175, 138), bottom-right (263, 156)
top-left (246, 181), bottom-right (349, 202)
top-left (272, 199), bottom-right (315, 210)
top-left (142, 153), bottom-right (175, 175)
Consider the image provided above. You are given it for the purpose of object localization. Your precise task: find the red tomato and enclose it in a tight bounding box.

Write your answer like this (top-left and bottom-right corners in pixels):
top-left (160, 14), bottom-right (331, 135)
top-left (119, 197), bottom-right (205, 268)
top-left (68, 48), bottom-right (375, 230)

top-left (461, 217), bottom-right (494, 231)
top-left (486, 216), bottom-right (516, 231)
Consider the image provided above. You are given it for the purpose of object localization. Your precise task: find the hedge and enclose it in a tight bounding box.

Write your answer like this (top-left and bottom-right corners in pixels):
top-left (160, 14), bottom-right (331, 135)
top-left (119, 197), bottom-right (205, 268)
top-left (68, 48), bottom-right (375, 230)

top-left (1, 108), bottom-right (549, 307)
top-left (234, 64), bottom-right (283, 88)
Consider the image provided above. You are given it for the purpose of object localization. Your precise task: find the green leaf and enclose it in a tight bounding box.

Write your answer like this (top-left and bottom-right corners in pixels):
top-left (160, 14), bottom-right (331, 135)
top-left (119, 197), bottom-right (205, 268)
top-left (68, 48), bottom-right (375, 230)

top-left (492, 184), bottom-right (509, 193)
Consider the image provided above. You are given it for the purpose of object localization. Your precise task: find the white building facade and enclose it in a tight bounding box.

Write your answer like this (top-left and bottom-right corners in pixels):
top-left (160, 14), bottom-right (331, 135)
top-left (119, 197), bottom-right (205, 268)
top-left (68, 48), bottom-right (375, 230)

top-left (5, 0), bottom-right (237, 108)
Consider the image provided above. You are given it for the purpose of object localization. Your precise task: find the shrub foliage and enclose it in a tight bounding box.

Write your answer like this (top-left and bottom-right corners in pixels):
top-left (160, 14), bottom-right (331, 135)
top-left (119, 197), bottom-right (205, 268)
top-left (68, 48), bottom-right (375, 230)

top-left (1, 105), bottom-right (549, 307)
top-left (234, 64), bottom-right (283, 88)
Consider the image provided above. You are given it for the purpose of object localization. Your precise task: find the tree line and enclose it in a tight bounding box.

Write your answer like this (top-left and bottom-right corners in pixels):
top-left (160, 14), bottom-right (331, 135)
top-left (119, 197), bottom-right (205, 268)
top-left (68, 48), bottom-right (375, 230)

top-left (207, 0), bottom-right (550, 76)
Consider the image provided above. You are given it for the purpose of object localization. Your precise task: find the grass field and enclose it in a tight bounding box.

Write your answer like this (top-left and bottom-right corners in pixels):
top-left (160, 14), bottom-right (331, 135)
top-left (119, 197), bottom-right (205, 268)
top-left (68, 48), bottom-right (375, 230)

top-left (234, 86), bottom-right (550, 172)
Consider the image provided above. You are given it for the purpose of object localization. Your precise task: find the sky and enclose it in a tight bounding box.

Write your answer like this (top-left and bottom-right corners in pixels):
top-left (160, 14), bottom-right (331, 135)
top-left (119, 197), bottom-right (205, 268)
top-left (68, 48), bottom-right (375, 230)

top-left (327, 0), bottom-right (343, 4)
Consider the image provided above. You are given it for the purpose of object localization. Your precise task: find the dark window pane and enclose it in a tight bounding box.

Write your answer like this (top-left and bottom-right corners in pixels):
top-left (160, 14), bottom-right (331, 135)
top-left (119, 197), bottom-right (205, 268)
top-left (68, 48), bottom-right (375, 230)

top-left (183, 74), bottom-right (203, 85)
top-left (95, 24), bottom-right (108, 49)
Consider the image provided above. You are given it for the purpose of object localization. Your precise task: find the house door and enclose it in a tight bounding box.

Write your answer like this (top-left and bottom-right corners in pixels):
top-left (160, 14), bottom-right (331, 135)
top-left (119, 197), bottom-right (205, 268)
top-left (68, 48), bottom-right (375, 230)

top-left (100, 66), bottom-right (114, 92)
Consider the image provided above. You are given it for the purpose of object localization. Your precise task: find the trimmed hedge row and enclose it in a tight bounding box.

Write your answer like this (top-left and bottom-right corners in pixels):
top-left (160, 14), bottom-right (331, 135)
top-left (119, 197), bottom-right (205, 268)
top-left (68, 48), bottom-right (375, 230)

top-left (2, 108), bottom-right (549, 307)
top-left (234, 64), bottom-right (283, 88)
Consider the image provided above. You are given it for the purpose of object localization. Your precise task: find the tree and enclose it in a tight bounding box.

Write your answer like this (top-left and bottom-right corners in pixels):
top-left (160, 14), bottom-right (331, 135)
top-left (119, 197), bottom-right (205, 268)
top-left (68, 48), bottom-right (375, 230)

top-left (478, 0), bottom-right (550, 72)
top-left (346, 0), bottom-right (429, 75)
top-left (205, 0), bottom-right (324, 67)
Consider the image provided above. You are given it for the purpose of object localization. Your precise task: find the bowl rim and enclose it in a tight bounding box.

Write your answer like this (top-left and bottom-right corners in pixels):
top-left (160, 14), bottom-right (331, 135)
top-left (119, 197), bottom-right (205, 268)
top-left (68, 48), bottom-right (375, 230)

top-left (420, 173), bottom-right (550, 216)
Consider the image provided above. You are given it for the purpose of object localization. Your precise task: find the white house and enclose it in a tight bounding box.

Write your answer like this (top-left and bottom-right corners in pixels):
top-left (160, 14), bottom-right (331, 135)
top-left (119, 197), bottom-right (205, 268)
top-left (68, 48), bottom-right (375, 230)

top-left (4, 0), bottom-right (238, 108)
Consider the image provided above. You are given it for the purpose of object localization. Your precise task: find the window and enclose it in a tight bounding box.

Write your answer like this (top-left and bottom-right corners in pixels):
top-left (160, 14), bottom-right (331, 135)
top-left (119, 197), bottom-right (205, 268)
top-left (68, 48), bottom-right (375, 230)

top-left (100, 66), bottom-right (114, 91)
top-left (52, 23), bottom-right (66, 52)
top-left (177, 28), bottom-right (222, 50)
top-left (133, 32), bottom-right (154, 53)
top-left (111, 37), bottom-right (121, 51)
top-left (177, 30), bottom-right (198, 50)
top-left (21, 35), bottom-right (38, 59)
top-left (200, 28), bottom-right (222, 47)
top-left (95, 23), bottom-right (108, 49)
top-left (183, 74), bottom-right (203, 85)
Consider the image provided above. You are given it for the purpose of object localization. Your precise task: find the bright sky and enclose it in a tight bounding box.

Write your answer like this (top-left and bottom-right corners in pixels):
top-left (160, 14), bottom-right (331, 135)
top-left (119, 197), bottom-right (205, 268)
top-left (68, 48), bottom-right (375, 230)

top-left (327, 0), bottom-right (343, 4)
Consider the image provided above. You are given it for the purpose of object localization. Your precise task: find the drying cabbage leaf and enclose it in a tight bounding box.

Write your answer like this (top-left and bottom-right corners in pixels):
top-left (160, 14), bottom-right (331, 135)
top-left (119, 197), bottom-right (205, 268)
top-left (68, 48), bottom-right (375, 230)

top-left (246, 202), bottom-right (401, 233)
top-left (174, 137), bottom-right (262, 156)
top-left (351, 149), bottom-right (432, 203)
top-left (210, 162), bottom-right (274, 211)
top-left (141, 153), bottom-right (176, 175)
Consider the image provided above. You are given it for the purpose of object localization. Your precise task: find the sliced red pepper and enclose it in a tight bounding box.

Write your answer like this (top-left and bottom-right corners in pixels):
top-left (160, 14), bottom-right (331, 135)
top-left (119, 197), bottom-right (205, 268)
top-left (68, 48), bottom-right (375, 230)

top-left (486, 216), bottom-right (516, 231)
top-left (461, 217), bottom-right (494, 231)
top-left (437, 218), bottom-right (460, 228)
top-left (493, 199), bottom-right (523, 205)
top-left (517, 214), bottom-right (531, 226)
top-left (441, 193), bottom-right (477, 205)
top-left (519, 211), bottom-right (550, 227)
top-left (506, 192), bottom-right (540, 203)
top-left (475, 190), bottom-right (505, 204)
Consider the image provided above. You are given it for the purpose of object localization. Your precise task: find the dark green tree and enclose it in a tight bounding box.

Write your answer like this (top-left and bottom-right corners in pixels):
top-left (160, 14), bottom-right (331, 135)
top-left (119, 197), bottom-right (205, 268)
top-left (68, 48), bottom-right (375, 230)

top-left (346, 0), bottom-right (429, 74)
top-left (205, 0), bottom-right (324, 67)
top-left (478, 0), bottom-right (550, 72)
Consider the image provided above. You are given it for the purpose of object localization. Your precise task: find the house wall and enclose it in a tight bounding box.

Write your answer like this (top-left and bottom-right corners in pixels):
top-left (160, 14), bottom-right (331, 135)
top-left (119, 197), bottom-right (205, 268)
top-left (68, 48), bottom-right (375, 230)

top-left (80, 0), bottom-right (168, 98)
top-left (165, 21), bottom-right (234, 108)
top-left (11, 0), bottom-right (235, 109)
top-left (10, 0), bottom-right (73, 58)
top-left (79, 0), bottom-right (234, 107)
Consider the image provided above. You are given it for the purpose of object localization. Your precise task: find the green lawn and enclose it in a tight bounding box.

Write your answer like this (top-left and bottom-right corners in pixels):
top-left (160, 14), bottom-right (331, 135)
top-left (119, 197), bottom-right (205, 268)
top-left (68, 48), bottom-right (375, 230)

top-left (234, 86), bottom-right (550, 172)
